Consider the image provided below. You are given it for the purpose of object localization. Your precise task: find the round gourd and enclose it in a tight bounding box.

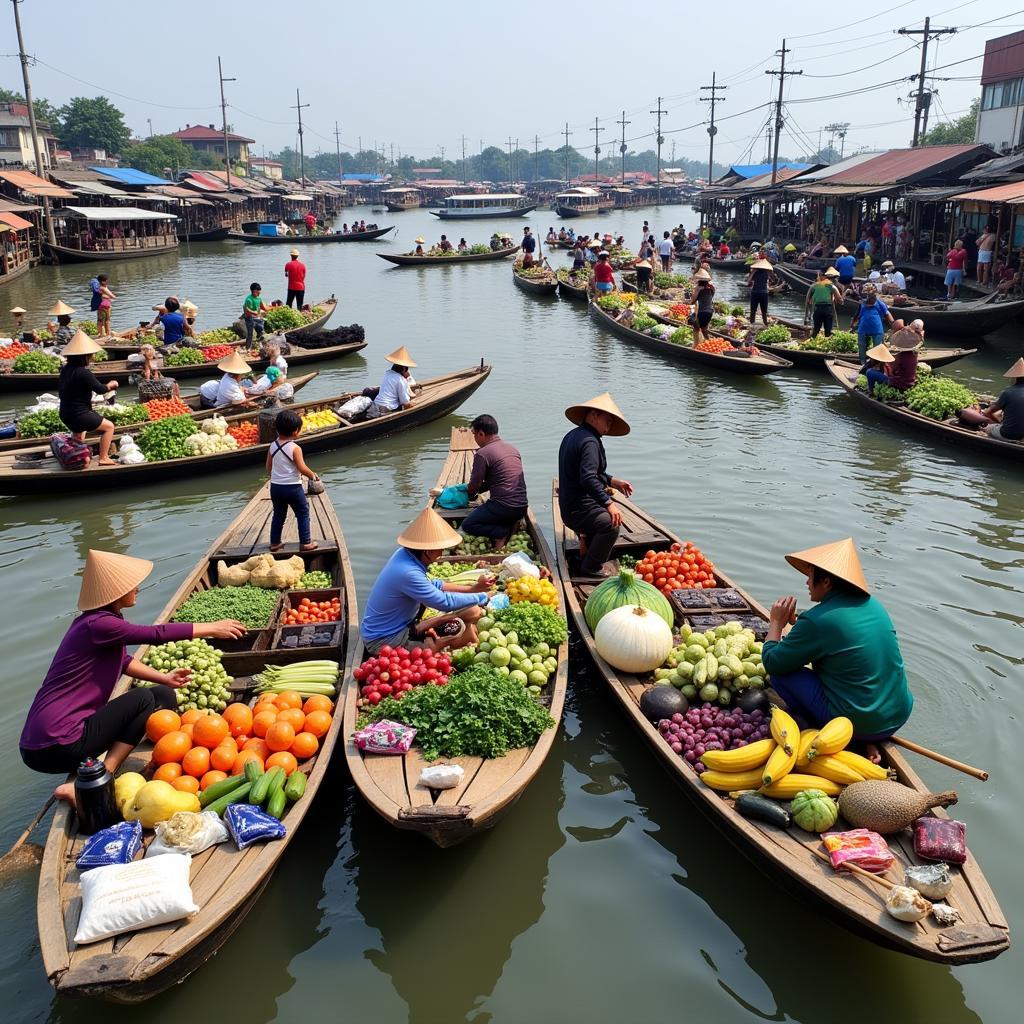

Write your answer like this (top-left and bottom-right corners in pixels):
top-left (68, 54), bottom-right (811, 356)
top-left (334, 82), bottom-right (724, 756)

top-left (584, 567), bottom-right (673, 631)
top-left (640, 684), bottom-right (688, 722)
top-left (594, 604), bottom-right (674, 674)
top-left (790, 789), bottom-right (839, 833)
top-left (734, 689), bottom-right (772, 716)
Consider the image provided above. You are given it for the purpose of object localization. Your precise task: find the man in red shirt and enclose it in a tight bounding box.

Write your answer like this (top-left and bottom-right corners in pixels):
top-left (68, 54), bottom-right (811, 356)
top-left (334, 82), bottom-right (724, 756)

top-left (945, 239), bottom-right (967, 300)
top-left (284, 248), bottom-right (306, 308)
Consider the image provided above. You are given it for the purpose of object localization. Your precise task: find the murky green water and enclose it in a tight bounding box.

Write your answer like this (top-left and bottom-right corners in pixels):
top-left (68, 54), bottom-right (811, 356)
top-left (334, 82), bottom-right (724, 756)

top-left (1, 205), bottom-right (1020, 1023)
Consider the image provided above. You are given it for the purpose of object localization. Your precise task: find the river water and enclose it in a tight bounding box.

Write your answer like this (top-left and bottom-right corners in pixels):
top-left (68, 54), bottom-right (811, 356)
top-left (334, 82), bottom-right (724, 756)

top-left (0, 205), bottom-right (1020, 1024)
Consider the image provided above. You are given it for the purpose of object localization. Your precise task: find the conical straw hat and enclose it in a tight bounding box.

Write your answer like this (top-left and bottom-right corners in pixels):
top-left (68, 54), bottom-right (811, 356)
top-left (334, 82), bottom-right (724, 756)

top-left (750, 258), bottom-right (773, 271)
top-left (785, 538), bottom-right (869, 595)
top-left (397, 506), bottom-right (463, 550)
top-left (9, 306), bottom-right (26, 315)
top-left (866, 343), bottom-right (894, 363)
top-left (49, 300), bottom-right (75, 316)
top-left (564, 391), bottom-right (630, 436)
top-left (385, 345), bottom-right (417, 367)
top-left (889, 328), bottom-right (922, 352)
top-left (218, 352), bottom-right (252, 374)
top-left (181, 299), bottom-right (198, 316)
top-left (78, 549), bottom-right (154, 611)
top-left (692, 268), bottom-right (712, 281)
top-left (62, 330), bottom-right (103, 357)
top-left (1004, 357), bottom-right (1024, 378)
top-left (824, 267), bottom-right (841, 278)
top-left (832, 245), bottom-right (849, 255)
top-left (414, 237), bottom-right (425, 244)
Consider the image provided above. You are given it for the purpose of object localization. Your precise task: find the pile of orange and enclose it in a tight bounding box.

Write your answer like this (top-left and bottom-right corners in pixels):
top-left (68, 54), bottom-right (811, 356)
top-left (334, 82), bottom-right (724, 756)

top-left (283, 597), bottom-right (341, 625)
top-left (144, 693), bottom-right (333, 792)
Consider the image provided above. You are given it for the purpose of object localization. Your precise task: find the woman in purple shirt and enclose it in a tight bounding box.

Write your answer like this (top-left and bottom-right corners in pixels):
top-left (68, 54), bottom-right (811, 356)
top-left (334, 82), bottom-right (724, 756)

top-left (20, 550), bottom-right (245, 805)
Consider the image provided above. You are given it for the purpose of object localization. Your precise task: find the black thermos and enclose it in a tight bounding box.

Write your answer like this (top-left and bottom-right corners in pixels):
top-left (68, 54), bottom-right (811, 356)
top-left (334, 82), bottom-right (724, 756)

top-left (74, 758), bottom-right (119, 835)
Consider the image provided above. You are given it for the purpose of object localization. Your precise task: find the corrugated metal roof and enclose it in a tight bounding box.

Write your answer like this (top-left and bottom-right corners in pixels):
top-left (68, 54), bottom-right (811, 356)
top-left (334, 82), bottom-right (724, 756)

top-left (954, 182), bottom-right (1024, 203)
top-left (0, 170), bottom-right (75, 198)
top-left (90, 166), bottom-right (171, 186)
top-left (960, 151), bottom-right (1024, 182)
top-left (0, 199), bottom-right (39, 214)
top-left (734, 166), bottom-right (814, 190)
top-left (181, 172), bottom-right (227, 192)
top-left (903, 186), bottom-right (965, 201)
top-left (74, 181), bottom-right (132, 198)
top-left (145, 185), bottom-right (214, 206)
top-left (727, 162), bottom-right (810, 179)
top-left (0, 211), bottom-right (33, 231)
top-left (820, 145), bottom-right (994, 186)
top-left (793, 152), bottom-right (883, 183)
top-left (61, 206), bottom-right (177, 222)
top-left (981, 29), bottom-right (1024, 85)
top-left (784, 182), bottom-right (893, 197)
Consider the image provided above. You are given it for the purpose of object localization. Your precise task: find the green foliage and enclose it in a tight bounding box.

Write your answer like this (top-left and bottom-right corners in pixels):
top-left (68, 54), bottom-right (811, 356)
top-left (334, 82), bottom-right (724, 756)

top-left (17, 408), bottom-right (64, 438)
top-left (72, 321), bottom-right (99, 337)
top-left (801, 330), bottom-right (858, 354)
top-left (57, 96), bottom-right (131, 154)
top-left (494, 602), bottom-right (568, 648)
top-left (264, 306), bottom-right (304, 331)
top-left (136, 414), bottom-right (196, 460)
top-left (669, 326), bottom-right (693, 345)
top-left (904, 375), bottom-right (977, 420)
top-left (197, 327), bottom-right (241, 345)
top-left (632, 313), bottom-right (656, 332)
top-left (756, 324), bottom-right (792, 346)
top-left (122, 135), bottom-right (194, 179)
top-left (165, 348), bottom-right (207, 366)
top-left (654, 272), bottom-right (690, 288)
top-left (923, 99), bottom-right (979, 146)
top-left (13, 351), bottom-right (60, 373)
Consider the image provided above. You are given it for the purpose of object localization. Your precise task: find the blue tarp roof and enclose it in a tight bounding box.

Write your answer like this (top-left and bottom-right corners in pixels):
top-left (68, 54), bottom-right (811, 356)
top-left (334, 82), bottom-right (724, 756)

top-left (90, 166), bottom-right (172, 186)
top-left (340, 172), bottom-right (383, 182)
top-left (728, 162), bottom-right (811, 179)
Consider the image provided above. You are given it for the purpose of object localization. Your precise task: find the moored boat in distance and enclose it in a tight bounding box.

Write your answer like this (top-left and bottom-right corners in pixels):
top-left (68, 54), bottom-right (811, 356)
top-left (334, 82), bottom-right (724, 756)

top-left (431, 194), bottom-right (538, 219)
top-left (377, 244), bottom-right (519, 267)
top-left (380, 187), bottom-right (423, 211)
top-left (227, 225), bottom-right (395, 244)
top-left (554, 187), bottom-right (603, 218)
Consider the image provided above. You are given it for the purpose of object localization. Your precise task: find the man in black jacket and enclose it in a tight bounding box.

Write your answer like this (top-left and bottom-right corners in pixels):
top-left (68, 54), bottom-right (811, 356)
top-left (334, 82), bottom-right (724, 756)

top-left (558, 393), bottom-right (633, 579)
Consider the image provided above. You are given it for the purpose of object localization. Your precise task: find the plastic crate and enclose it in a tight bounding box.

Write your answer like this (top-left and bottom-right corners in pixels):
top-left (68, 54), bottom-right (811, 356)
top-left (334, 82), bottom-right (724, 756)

top-left (273, 622), bottom-right (343, 651)
top-left (277, 588), bottom-right (344, 627)
top-left (257, 223), bottom-right (280, 236)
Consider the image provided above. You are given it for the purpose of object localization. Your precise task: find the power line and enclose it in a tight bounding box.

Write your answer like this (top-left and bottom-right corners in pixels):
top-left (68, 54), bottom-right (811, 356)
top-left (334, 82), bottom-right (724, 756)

top-left (700, 72), bottom-right (727, 184)
top-left (766, 40), bottom-right (802, 186)
top-left (898, 17), bottom-right (957, 145)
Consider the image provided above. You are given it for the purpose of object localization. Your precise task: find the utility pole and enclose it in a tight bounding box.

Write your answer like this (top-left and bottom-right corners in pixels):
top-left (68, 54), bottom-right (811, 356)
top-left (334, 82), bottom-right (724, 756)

top-left (562, 122), bottom-right (573, 182)
top-left (461, 134), bottom-right (468, 183)
top-left (334, 122), bottom-right (343, 181)
top-left (590, 117), bottom-right (605, 182)
top-left (898, 17), bottom-right (957, 146)
top-left (218, 56), bottom-right (236, 187)
top-left (766, 40), bottom-right (802, 186)
top-left (12, 0), bottom-right (54, 244)
top-left (147, 117), bottom-right (153, 139)
top-left (650, 97), bottom-right (667, 198)
top-left (824, 122), bottom-right (850, 161)
top-left (700, 72), bottom-right (727, 185)
top-left (514, 138), bottom-right (519, 184)
top-left (389, 142), bottom-right (394, 173)
top-left (616, 110), bottom-right (631, 184)
top-left (506, 136), bottom-right (514, 184)
top-left (293, 88), bottom-right (309, 184)
top-left (533, 134), bottom-right (540, 182)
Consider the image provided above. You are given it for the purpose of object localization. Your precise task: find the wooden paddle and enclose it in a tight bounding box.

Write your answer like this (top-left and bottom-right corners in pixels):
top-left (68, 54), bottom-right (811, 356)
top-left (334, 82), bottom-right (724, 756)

top-left (0, 796), bottom-right (55, 877)
top-left (887, 736), bottom-right (988, 782)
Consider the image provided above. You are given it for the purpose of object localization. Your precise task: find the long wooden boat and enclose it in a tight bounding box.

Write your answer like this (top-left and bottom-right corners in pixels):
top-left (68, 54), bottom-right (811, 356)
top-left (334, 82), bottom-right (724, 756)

top-left (0, 372), bottom-right (318, 455)
top-left (343, 427), bottom-right (568, 847)
top-left (45, 238), bottom-right (180, 264)
top-left (37, 483), bottom-right (358, 1001)
top-left (0, 332), bottom-right (364, 394)
top-left (0, 257), bottom-right (33, 288)
top-left (706, 257), bottom-right (752, 272)
top-left (102, 299), bottom-right (338, 359)
top-left (0, 364), bottom-right (491, 495)
top-left (227, 226), bottom-right (394, 244)
top-left (588, 301), bottom-right (792, 376)
top-left (176, 225), bottom-right (230, 242)
top-left (773, 264), bottom-right (1024, 338)
top-left (556, 269), bottom-right (590, 302)
top-left (377, 244), bottom-right (519, 267)
top-left (826, 360), bottom-right (1024, 463)
top-left (511, 263), bottom-right (558, 296)
top-left (551, 485), bottom-right (1010, 964)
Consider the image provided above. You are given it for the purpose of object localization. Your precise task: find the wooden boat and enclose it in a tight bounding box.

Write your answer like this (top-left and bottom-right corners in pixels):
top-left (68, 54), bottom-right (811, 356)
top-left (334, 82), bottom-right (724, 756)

top-left (431, 194), bottom-right (537, 219)
top-left (551, 486), bottom-right (1010, 964)
top-left (37, 483), bottom-right (358, 1001)
top-left (0, 364), bottom-right (491, 495)
top-left (380, 187), bottom-right (423, 212)
top-left (826, 359), bottom-right (1024, 463)
top-left (102, 299), bottom-right (338, 359)
top-left (773, 264), bottom-right (1024, 338)
top-left (511, 263), bottom-right (558, 296)
top-left (0, 371), bottom-right (318, 455)
top-left (176, 225), bottom-right (230, 242)
top-left (588, 301), bottom-right (792, 376)
top-left (377, 244), bottom-right (519, 267)
top-left (0, 332), bottom-right (364, 394)
top-left (556, 269), bottom-right (590, 302)
top-left (45, 238), bottom-right (179, 264)
top-left (343, 427), bottom-right (568, 848)
top-left (0, 256), bottom-right (33, 288)
top-left (706, 257), bottom-right (752, 272)
top-left (227, 226), bottom-right (394, 244)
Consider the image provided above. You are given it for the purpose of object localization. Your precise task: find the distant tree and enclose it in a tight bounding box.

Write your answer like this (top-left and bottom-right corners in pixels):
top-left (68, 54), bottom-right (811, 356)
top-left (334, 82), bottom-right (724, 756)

top-left (57, 96), bottom-right (130, 154)
top-left (123, 136), bottom-right (199, 179)
top-left (922, 99), bottom-right (979, 146)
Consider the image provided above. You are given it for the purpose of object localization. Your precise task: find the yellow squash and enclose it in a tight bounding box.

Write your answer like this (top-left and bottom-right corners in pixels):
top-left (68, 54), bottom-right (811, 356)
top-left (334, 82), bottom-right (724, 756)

top-left (700, 738), bottom-right (776, 773)
top-left (804, 754), bottom-right (866, 786)
top-left (833, 749), bottom-right (890, 781)
top-left (807, 716), bottom-right (854, 760)
top-left (759, 773), bottom-right (842, 799)
top-left (698, 767), bottom-right (768, 792)
top-left (761, 743), bottom-right (798, 787)
top-left (795, 728), bottom-right (818, 767)
top-left (769, 705), bottom-right (799, 755)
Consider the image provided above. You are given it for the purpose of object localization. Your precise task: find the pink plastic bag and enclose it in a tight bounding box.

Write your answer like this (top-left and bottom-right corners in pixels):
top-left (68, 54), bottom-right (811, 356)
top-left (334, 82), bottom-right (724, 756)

top-left (913, 817), bottom-right (967, 864)
top-left (354, 720), bottom-right (416, 755)
top-left (822, 828), bottom-right (895, 873)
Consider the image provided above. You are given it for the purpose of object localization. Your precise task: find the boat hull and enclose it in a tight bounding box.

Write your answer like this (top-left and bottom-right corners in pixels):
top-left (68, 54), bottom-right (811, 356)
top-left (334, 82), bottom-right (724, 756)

top-left (431, 204), bottom-right (538, 219)
top-left (45, 241), bottom-right (179, 264)
top-left (227, 227), bottom-right (394, 243)
top-left (377, 245), bottom-right (519, 266)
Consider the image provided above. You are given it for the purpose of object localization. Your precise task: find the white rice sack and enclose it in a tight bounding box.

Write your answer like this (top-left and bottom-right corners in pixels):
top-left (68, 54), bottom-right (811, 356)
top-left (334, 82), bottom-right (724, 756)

top-left (74, 854), bottom-right (198, 944)
top-left (419, 764), bottom-right (465, 790)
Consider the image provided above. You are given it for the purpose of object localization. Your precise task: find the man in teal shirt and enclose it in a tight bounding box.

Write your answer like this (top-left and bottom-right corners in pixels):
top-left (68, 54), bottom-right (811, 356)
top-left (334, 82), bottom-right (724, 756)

top-left (761, 538), bottom-right (912, 739)
top-left (242, 281), bottom-right (268, 345)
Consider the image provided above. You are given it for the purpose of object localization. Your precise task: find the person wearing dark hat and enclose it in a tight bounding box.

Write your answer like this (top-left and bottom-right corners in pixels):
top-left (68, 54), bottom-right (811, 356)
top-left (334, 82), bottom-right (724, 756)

top-left (462, 416), bottom-right (528, 547)
top-left (746, 258), bottom-right (773, 325)
top-left (360, 508), bottom-right (495, 655)
top-left (976, 357), bottom-right (1024, 441)
top-left (804, 269), bottom-right (843, 338)
top-left (634, 254), bottom-right (654, 294)
top-left (285, 248), bottom-right (306, 308)
top-left (20, 550), bottom-right (244, 804)
top-left (58, 331), bottom-right (120, 465)
top-left (558, 393), bottom-right (633, 579)
top-left (761, 539), bottom-right (912, 739)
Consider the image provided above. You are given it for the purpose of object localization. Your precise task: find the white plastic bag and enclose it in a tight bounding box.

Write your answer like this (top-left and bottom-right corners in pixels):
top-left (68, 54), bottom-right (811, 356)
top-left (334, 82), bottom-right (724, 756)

top-left (146, 811), bottom-right (229, 858)
top-left (337, 395), bottom-right (372, 418)
top-left (500, 552), bottom-right (540, 579)
top-left (118, 435), bottom-right (146, 465)
top-left (74, 854), bottom-right (198, 944)
top-left (27, 393), bottom-right (60, 414)
top-left (419, 764), bottom-right (465, 790)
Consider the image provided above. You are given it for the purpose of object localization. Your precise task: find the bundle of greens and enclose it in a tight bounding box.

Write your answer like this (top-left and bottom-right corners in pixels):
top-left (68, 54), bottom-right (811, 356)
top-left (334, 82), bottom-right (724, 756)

top-left (494, 602), bottom-right (568, 648)
top-left (171, 585), bottom-right (280, 630)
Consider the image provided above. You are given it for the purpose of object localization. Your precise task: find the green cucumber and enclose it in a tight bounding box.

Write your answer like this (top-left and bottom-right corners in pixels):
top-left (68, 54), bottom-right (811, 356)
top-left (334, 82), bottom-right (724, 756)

top-left (199, 774), bottom-right (248, 808)
top-left (266, 787), bottom-right (287, 819)
top-left (205, 781), bottom-right (252, 817)
top-left (251, 765), bottom-right (283, 807)
top-left (244, 759), bottom-right (264, 786)
top-left (735, 791), bottom-right (791, 828)
top-left (267, 767), bottom-right (286, 800)
top-left (284, 770), bottom-right (307, 802)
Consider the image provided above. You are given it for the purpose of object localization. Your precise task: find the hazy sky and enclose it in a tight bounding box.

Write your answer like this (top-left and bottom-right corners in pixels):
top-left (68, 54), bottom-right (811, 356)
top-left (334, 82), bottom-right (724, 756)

top-left (6, 0), bottom-right (1021, 167)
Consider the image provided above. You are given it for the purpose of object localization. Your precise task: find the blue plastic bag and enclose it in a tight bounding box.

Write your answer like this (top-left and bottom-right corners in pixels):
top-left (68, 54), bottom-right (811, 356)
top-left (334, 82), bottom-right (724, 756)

top-left (76, 820), bottom-right (143, 870)
top-left (436, 484), bottom-right (469, 509)
top-left (224, 803), bottom-right (286, 850)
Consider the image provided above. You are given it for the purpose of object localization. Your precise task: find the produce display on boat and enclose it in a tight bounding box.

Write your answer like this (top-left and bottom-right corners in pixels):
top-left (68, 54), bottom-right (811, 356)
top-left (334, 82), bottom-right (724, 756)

top-left (854, 370), bottom-right (977, 420)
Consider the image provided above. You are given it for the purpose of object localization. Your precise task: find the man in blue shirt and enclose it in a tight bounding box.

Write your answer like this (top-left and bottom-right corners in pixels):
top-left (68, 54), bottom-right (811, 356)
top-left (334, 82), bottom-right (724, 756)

top-left (360, 507), bottom-right (494, 655)
top-left (851, 285), bottom-right (894, 362)
top-left (833, 245), bottom-right (857, 285)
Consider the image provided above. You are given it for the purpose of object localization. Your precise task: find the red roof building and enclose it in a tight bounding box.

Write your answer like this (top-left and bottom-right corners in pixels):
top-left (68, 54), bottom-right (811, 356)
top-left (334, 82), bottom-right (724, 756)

top-left (169, 124), bottom-right (254, 168)
top-left (977, 30), bottom-right (1024, 153)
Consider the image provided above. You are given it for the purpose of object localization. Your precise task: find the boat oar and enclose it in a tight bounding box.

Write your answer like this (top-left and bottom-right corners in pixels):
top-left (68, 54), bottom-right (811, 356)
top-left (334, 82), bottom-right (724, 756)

top-left (0, 796), bottom-right (55, 877)
top-left (887, 736), bottom-right (988, 782)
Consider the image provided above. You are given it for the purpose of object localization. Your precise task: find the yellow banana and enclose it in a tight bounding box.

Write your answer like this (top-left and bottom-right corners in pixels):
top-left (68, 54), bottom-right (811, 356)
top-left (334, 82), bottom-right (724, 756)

top-left (795, 728), bottom-right (818, 767)
top-left (770, 705), bottom-right (799, 755)
top-left (700, 738), bottom-right (776, 773)
top-left (699, 767), bottom-right (768, 792)
top-left (761, 743), bottom-right (797, 786)
top-left (759, 773), bottom-right (842, 799)
top-left (803, 754), bottom-right (865, 786)
top-left (833, 749), bottom-right (891, 781)
top-left (808, 716), bottom-right (854, 759)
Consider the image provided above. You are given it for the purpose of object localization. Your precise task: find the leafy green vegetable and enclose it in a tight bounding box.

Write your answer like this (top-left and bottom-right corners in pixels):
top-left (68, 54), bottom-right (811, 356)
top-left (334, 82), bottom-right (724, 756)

top-left (297, 570), bottom-right (333, 589)
top-left (756, 324), bottom-right (792, 345)
top-left (264, 306), bottom-right (304, 331)
top-left (72, 321), bottom-right (99, 337)
top-left (105, 403), bottom-right (150, 426)
top-left (171, 585), bottom-right (280, 630)
top-left (165, 348), bottom-right (207, 366)
top-left (904, 375), bottom-right (977, 420)
top-left (136, 414), bottom-right (196, 460)
top-left (801, 330), bottom-right (858, 354)
top-left (197, 327), bottom-right (241, 345)
top-left (17, 408), bottom-right (64, 438)
top-left (427, 561), bottom-right (479, 580)
top-left (13, 351), bottom-right (60, 374)
top-left (669, 326), bottom-right (693, 346)
top-left (495, 602), bottom-right (568, 648)
top-left (632, 313), bottom-right (656, 332)
top-left (364, 664), bottom-right (554, 759)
